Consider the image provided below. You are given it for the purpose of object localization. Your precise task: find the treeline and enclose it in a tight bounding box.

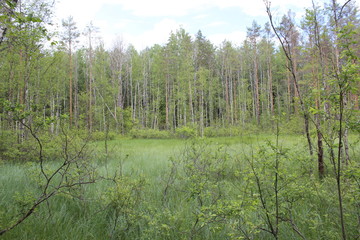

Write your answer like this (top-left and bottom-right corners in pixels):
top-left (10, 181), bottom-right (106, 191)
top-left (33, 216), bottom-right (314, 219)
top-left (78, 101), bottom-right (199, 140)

top-left (0, 0), bottom-right (359, 136)
top-left (0, 1), bottom-right (359, 238)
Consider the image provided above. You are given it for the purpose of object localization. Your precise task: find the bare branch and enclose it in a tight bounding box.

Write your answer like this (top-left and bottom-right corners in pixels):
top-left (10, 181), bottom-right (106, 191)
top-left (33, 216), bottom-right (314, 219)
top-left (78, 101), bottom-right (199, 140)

top-left (0, 117), bottom-right (95, 236)
top-left (340, 0), bottom-right (352, 18)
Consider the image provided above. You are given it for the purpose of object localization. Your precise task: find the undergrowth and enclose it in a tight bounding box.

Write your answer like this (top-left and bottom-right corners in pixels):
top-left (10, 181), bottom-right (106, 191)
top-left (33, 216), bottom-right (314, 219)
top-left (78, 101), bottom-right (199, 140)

top-left (1, 135), bottom-right (359, 239)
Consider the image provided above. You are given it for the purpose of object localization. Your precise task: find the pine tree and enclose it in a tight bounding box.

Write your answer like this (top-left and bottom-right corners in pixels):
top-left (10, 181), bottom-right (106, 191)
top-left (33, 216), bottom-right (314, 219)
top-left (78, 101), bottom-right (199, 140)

top-left (61, 16), bottom-right (80, 126)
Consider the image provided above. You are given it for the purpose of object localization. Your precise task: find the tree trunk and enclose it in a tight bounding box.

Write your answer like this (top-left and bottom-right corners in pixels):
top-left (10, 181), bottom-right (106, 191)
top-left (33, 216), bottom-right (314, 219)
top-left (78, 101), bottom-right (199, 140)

top-left (265, 4), bottom-right (313, 157)
top-left (268, 56), bottom-right (274, 115)
top-left (69, 42), bottom-right (73, 126)
top-left (254, 55), bottom-right (260, 125)
top-left (165, 74), bottom-right (170, 130)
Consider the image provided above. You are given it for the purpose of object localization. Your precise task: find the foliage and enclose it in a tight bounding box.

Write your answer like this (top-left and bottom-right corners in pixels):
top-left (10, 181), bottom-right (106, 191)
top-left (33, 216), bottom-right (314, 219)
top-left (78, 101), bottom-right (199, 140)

top-left (129, 128), bottom-right (172, 139)
top-left (0, 136), bottom-right (359, 239)
top-left (0, 0), bottom-right (360, 238)
top-left (90, 131), bottom-right (117, 142)
top-left (103, 174), bottom-right (147, 238)
top-left (0, 131), bottom-right (31, 162)
top-left (175, 126), bottom-right (197, 139)
top-left (204, 126), bottom-right (243, 137)
top-left (0, 100), bottom-right (97, 236)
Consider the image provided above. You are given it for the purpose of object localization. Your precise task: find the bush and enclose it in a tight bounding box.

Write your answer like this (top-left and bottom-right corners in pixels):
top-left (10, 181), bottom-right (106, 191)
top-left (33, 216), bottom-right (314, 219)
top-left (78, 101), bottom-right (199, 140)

top-left (0, 131), bottom-right (15, 161)
top-left (280, 116), bottom-right (304, 134)
top-left (129, 128), bottom-right (172, 139)
top-left (204, 126), bottom-right (243, 137)
top-left (175, 126), bottom-right (197, 139)
top-left (90, 131), bottom-right (117, 141)
top-left (0, 129), bottom-right (97, 162)
top-left (0, 131), bottom-right (39, 162)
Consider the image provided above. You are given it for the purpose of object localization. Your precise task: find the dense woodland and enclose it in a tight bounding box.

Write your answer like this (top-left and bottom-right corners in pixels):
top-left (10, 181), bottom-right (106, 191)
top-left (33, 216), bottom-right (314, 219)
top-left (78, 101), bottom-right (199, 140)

top-left (0, 0), bottom-right (360, 239)
top-left (0, 0), bottom-right (359, 134)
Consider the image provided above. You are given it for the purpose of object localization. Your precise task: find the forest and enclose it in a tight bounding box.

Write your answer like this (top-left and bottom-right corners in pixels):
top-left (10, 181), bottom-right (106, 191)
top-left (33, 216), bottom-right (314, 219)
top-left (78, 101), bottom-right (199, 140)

top-left (0, 0), bottom-right (359, 239)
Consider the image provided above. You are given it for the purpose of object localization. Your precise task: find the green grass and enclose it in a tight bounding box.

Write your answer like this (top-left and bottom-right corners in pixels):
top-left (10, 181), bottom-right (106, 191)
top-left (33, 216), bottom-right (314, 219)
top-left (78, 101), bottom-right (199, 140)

top-left (1, 134), bottom-right (359, 239)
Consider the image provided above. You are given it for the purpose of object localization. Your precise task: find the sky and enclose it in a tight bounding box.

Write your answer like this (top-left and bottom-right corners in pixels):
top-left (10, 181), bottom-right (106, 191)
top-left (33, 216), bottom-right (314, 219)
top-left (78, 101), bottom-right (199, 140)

top-left (53, 0), bottom-right (359, 50)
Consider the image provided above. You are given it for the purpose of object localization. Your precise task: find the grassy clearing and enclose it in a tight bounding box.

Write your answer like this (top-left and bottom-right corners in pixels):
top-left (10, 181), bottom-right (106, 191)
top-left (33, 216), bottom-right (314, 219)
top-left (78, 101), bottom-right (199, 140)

top-left (1, 134), bottom-right (359, 239)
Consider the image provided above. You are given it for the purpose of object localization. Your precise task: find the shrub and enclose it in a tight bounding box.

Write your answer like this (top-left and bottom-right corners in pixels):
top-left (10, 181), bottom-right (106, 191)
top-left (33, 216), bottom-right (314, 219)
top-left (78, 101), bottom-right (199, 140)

top-left (129, 128), bottom-right (172, 139)
top-left (280, 116), bottom-right (304, 134)
top-left (0, 131), bottom-right (39, 162)
top-left (103, 175), bottom-right (147, 238)
top-left (175, 126), bottom-right (197, 139)
top-left (90, 131), bottom-right (117, 141)
top-left (204, 126), bottom-right (242, 137)
top-left (0, 131), bottom-right (16, 161)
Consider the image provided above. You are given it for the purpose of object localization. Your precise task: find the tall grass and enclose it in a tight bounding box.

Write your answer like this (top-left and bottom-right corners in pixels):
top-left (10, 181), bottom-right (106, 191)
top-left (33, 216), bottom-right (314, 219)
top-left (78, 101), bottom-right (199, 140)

top-left (1, 134), bottom-right (359, 239)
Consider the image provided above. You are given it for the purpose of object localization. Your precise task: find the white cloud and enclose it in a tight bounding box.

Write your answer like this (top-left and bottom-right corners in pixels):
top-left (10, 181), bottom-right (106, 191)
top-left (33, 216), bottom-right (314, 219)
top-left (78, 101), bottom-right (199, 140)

top-left (105, 0), bottom-right (209, 17)
top-left (208, 31), bottom-right (247, 47)
top-left (113, 20), bottom-right (133, 30)
top-left (209, 0), bottom-right (313, 16)
top-left (194, 14), bottom-right (209, 20)
top-left (206, 21), bottom-right (227, 28)
top-left (54, 0), bottom-right (360, 22)
top-left (121, 19), bottom-right (184, 50)
top-left (97, 0), bottom-right (313, 18)
top-left (54, 0), bottom-right (102, 28)
top-left (53, 0), bottom-right (360, 51)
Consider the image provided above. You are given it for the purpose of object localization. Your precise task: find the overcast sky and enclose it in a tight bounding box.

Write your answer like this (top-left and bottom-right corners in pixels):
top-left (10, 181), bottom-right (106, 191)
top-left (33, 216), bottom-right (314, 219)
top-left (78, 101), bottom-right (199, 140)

top-left (53, 0), bottom-right (359, 50)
